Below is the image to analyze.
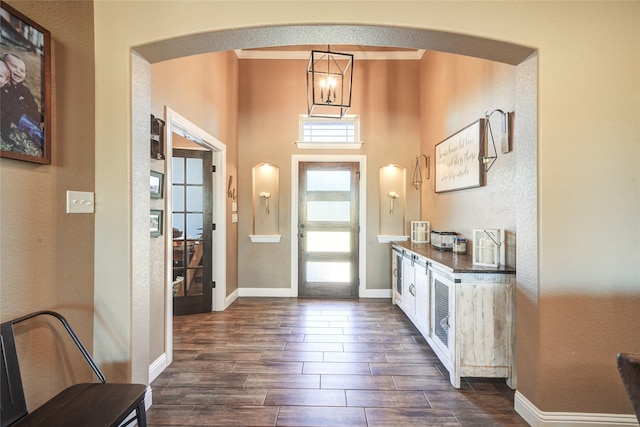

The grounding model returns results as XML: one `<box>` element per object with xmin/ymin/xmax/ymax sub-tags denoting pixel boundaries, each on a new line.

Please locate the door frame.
<box><xmin>291</xmin><ymin>155</ymin><xmax>367</xmax><ymax>297</ymax></box>
<box><xmin>164</xmin><ymin>107</ymin><xmax>227</xmax><ymax>365</ymax></box>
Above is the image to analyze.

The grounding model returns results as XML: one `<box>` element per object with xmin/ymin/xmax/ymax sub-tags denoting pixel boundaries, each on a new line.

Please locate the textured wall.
<box><xmin>0</xmin><ymin>0</ymin><xmax>95</xmax><ymax>409</ymax></box>
<box><xmin>94</xmin><ymin>0</ymin><xmax>639</xmax><ymax>417</ymax></box>
<box><xmin>150</xmin><ymin>51</ymin><xmax>239</xmax><ymax>361</ymax></box>
<box><xmin>419</xmin><ymin>51</ymin><xmax>517</xmax><ymax>265</ymax></box>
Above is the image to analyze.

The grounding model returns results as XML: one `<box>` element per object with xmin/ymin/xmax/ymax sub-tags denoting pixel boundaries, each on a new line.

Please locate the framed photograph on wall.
<box><xmin>0</xmin><ymin>2</ymin><xmax>51</xmax><ymax>164</ymax></box>
<box><xmin>434</xmin><ymin>119</ymin><xmax>487</xmax><ymax>193</ymax></box>
<box><xmin>150</xmin><ymin>170</ymin><xmax>164</xmax><ymax>199</ymax></box>
<box><xmin>150</xmin><ymin>209</ymin><xmax>163</xmax><ymax>237</ymax></box>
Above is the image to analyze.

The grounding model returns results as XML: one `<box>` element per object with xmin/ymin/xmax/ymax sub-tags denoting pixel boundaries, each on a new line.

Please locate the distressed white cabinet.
<box><xmin>391</xmin><ymin>246</ymin><xmax>403</xmax><ymax>306</ymax></box>
<box><xmin>413</xmin><ymin>260</ymin><xmax>430</xmax><ymax>337</ymax></box>
<box><xmin>391</xmin><ymin>242</ymin><xmax>515</xmax><ymax>389</ymax></box>
<box><xmin>401</xmin><ymin>254</ymin><xmax>416</xmax><ymax>319</ymax></box>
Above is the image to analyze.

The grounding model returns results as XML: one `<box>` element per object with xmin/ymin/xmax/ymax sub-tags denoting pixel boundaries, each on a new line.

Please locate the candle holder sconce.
<box><xmin>472</xmin><ymin>229</ymin><xmax>505</xmax><ymax>267</ymax></box>
<box><xmin>411</xmin><ymin>221</ymin><xmax>431</xmax><ymax>243</ymax></box>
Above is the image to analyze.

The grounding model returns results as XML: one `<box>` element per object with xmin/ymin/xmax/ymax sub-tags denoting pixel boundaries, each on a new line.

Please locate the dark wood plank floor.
<box><xmin>148</xmin><ymin>298</ymin><xmax>529</xmax><ymax>426</ymax></box>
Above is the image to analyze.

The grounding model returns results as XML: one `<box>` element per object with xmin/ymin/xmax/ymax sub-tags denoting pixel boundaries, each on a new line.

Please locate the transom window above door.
<box><xmin>297</xmin><ymin>115</ymin><xmax>362</xmax><ymax>149</ymax></box>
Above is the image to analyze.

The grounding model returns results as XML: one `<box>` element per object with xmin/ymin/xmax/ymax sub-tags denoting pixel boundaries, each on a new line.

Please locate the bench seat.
<box><xmin>1</xmin><ymin>311</ymin><xmax>147</xmax><ymax>427</ymax></box>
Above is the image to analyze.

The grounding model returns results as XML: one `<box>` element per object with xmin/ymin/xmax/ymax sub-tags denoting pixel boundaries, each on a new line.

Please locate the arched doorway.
<box><xmin>130</xmin><ymin>25</ymin><xmax>537</xmax><ymax>396</ymax></box>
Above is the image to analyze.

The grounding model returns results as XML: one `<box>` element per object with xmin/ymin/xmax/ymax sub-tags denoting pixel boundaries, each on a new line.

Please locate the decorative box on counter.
<box><xmin>472</xmin><ymin>229</ymin><xmax>503</xmax><ymax>267</ymax></box>
<box><xmin>411</xmin><ymin>221</ymin><xmax>431</xmax><ymax>243</ymax></box>
<box><xmin>431</xmin><ymin>231</ymin><xmax>456</xmax><ymax>250</ymax></box>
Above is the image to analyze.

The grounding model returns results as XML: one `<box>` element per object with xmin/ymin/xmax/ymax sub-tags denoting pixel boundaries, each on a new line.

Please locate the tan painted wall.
<box><xmin>85</xmin><ymin>0</ymin><xmax>637</xmax><ymax>418</ymax></box>
<box><xmin>150</xmin><ymin>51</ymin><xmax>239</xmax><ymax>360</ymax></box>
<box><xmin>0</xmin><ymin>0</ymin><xmax>95</xmax><ymax>410</ymax></box>
<box><xmin>419</xmin><ymin>51</ymin><xmax>517</xmax><ymax>264</ymax></box>
<box><xmin>237</xmin><ymin>59</ymin><xmax>420</xmax><ymax>291</ymax></box>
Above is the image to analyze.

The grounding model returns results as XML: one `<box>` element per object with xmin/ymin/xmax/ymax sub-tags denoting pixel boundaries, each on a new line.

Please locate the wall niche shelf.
<box><xmin>249</xmin><ymin>235</ymin><xmax>281</xmax><ymax>243</ymax></box>
<box><xmin>379</xmin><ymin>164</ymin><xmax>406</xmax><ymax>238</ymax></box>
<box><xmin>377</xmin><ymin>235</ymin><xmax>409</xmax><ymax>244</ymax></box>
<box><xmin>250</xmin><ymin>162</ymin><xmax>280</xmax><ymax>243</ymax></box>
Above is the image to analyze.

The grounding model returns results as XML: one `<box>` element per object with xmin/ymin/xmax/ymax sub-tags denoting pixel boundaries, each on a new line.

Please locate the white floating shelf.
<box><xmin>249</xmin><ymin>235</ymin><xmax>281</xmax><ymax>243</ymax></box>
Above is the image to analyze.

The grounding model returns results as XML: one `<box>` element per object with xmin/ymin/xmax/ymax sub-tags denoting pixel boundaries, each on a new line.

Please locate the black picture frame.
<box><xmin>150</xmin><ymin>209</ymin><xmax>163</xmax><ymax>237</ymax></box>
<box><xmin>0</xmin><ymin>2</ymin><xmax>51</xmax><ymax>164</ymax></box>
<box><xmin>150</xmin><ymin>170</ymin><xmax>164</xmax><ymax>199</ymax></box>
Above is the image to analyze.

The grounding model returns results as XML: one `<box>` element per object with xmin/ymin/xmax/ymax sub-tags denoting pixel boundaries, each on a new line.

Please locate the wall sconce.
<box><xmin>481</xmin><ymin>109</ymin><xmax>514</xmax><ymax>173</ymax></box>
<box><xmin>307</xmin><ymin>46</ymin><xmax>353</xmax><ymax>118</ymax></box>
<box><xmin>411</xmin><ymin>154</ymin><xmax>430</xmax><ymax>190</ymax></box>
<box><xmin>259</xmin><ymin>192</ymin><xmax>271</xmax><ymax>215</ymax></box>
<box><xmin>150</xmin><ymin>114</ymin><xmax>165</xmax><ymax>160</ymax></box>
<box><xmin>388</xmin><ymin>191</ymin><xmax>399</xmax><ymax>214</ymax></box>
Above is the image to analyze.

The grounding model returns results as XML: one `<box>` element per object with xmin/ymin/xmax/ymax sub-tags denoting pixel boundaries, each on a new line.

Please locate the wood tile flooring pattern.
<box><xmin>148</xmin><ymin>298</ymin><xmax>529</xmax><ymax>427</ymax></box>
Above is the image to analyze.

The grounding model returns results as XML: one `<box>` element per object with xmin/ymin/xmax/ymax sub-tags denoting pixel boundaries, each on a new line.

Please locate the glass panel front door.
<box><xmin>298</xmin><ymin>162</ymin><xmax>359</xmax><ymax>298</ymax></box>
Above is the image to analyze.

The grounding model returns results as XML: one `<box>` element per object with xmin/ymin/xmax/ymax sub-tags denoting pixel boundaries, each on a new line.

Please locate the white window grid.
<box><xmin>297</xmin><ymin>115</ymin><xmax>362</xmax><ymax>149</ymax></box>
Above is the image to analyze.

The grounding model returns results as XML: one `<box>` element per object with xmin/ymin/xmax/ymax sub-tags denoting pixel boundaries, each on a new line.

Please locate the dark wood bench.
<box><xmin>1</xmin><ymin>310</ymin><xmax>147</xmax><ymax>427</ymax></box>
<box><xmin>618</xmin><ymin>352</ymin><xmax>640</xmax><ymax>423</ymax></box>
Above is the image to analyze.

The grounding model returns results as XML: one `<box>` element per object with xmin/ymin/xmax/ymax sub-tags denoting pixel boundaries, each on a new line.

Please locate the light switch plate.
<box><xmin>232</xmin><ymin>213</ymin><xmax>238</xmax><ymax>223</ymax></box>
<box><xmin>232</xmin><ymin>202</ymin><xmax>237</xmax><ymax>212</ymax></box>
<box><xmin>66</xmin><ymin>191</ymin><xmax>94</xmax><ymax>214</ymax></box>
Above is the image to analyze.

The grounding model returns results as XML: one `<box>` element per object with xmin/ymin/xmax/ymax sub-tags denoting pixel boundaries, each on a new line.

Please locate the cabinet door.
<box><xmin>414</xmin><ymin>263</ymin><xmax>430</xmax><ymax>336</ymax></box>
<box><xmin>392</xmin><ymin>249</ymin><xmax>403</xmax><ymax>304</ymax></box>
<box><xmin>401</xmin><ymin>255</ymin><xmax>416</xmax><ymax>318</ymax></box>
<box><xmin>430</xmin><ymin>269</ymin><xmax>454</xmax><ymax>358</ymax></box>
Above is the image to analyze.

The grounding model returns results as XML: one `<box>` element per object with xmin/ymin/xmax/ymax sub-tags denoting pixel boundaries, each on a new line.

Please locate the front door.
<box><xmin>298</xmin><ymin>162</ymin><xmax>360</xmax><ymax>298</ymax></box>
<box><xmin>172</xmin><ymin>148</ymin><xmax>213</xmax><ymax>315</ymax></box>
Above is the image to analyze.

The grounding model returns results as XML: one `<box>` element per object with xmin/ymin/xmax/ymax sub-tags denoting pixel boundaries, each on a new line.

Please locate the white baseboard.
<box><xmin>238</xmin><ymin>287</ymin><xmax>296</xmax><ymax>297</ymax></box>
<box><xmin>144</xmin><ymin>385</ymin><xmax>153</xmax><ymax>410</ymax></box>
<box><xmin>236</xmin><ymin>287</ymin><xmax>392</xmax><ymax>299</ymax></box>
<box><xmin>360</xmin><ymin>288</ymin><xmax>392</xmax><ymax>298</ymax></box>
<box><xmin>148</xmin><ymin>353</ymin><xmax>167</xmax><ymax>383</ymax></box>
<box><xmin>515</xmin><ymin>391</ymin><xmax>639</xmax><ymax>427</ymax></box>
<box><xmin>225</xmin><ymin>288</ymin><xmax>239</xmax><ymax>308</ymax></box>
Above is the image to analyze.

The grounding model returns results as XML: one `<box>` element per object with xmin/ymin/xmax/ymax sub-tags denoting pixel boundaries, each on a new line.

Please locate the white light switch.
<box><xmin>66</xmin><ymin>191</ymin><xmax>94</xmax><ymax>214</ymax></box>
<box><xmin>232</xmin><ymin>202</ymin><xmax>237</xmax><ymax>212</ymax></box>
<box><xmin>232</xmin><ymin>213</ymin><xmax>238</xmax><ymax>223</ymax></box>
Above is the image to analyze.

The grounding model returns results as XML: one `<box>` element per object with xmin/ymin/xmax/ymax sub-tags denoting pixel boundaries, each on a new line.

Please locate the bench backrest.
<box><xmin>1</xmin><ymin>322</ymin><xmax>29</xmax><ymax>426</ymax></box>
<box><xmin>1</xmin><ymin>311</ymin><xmax>106</xmax><ymax>427</ymax></box>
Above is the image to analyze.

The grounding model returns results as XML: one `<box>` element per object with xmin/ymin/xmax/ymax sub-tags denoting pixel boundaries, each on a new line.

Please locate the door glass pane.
<box><xmin>173</xmin><ymin>158</ymin><xmax>185</xmax><ymax>184</ymax></box>
<box><xmin>307</xmin><ymin>201</ymin><xmax>350</xmax><ymax>222</ymax></box>
<box><xmin>186</xmin><ymin>241</ymin><xmax>203</xmax><ymax>267</ymax></box>
<box><xmin>306</xmin><ymin>262</ymin><xmax>350</xmax><ymax>282</ymax></box>
<box><xmin>186</xmin><ymin>158</ymin><xmax>203</xmax><ymax>184</ymax></box>
<box><xmin>173</xmin><ymin>214</ymin><xmax>184</xmax><ymax>238</ymax></box>
<box><xmin>307</xmin><ymin>171</ymin><xmax>350</xmax><ymax>192</ymax></box>
<box><xmin>186</xmin><ymin>186</ymin><xmax>203</xmax><ymax>211</ymax></box>
<box><xmin>307</xmin><ymin>232</ymin><xmax>350</xmax><ymax>252</ymax></box>
<box><xmin>186</xmin><ymin>213</ymin><xmax>203</xmax><ymax>239</ymax></box>
<box><xmin>173</xmin><ymin>185</ymin><xmax>184</xmax><ymax>211</ymax></box>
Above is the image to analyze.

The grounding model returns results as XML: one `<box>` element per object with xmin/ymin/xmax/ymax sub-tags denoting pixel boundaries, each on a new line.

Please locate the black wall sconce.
<box><xmin>412</xmin><ymin>154</ymin><xmax>430</xmax><ymax>190</ymax></box>
<box><xmin>482</xmin><ymin>109</ymin><xmax>514</xmax><ymax>173</ymax></box>
<box><xmin>150</xmin><ymin>114</ymin><xmax>165</xmax><ymax>160</ymax></box>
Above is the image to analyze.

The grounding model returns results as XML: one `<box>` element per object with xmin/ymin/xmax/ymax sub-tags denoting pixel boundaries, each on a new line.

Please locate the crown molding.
<box><xmin>234</xmin><ymin>48</ymin><xmax>425</xmax><ymax>61</ymax></box>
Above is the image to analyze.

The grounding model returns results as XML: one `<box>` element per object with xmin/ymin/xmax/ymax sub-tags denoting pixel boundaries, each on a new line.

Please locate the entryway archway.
<box><xmin>130</xmin><ymin>24</ymin><xmax>537</xmax><ymax>402</ymax></box>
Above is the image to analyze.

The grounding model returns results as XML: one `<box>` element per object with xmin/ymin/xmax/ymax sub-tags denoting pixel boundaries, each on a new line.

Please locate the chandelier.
<box><xmin>306</xmin><ymin>46</ymin><xmax>353</xmax><ymax>118</ymax></box>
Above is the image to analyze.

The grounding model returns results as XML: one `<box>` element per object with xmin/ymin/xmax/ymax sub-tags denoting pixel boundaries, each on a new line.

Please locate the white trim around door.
<box><xmin>163</xmin><ymin>107</ymin><xmax>227</xmax><ymax>367</ymax></box>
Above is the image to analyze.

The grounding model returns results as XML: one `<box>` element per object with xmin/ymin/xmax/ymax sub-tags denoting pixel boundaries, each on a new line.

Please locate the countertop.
<box><xmin>391</xmin><ymin>241</ymin><xmax>516</xmax><ymax>274</ymax></box>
